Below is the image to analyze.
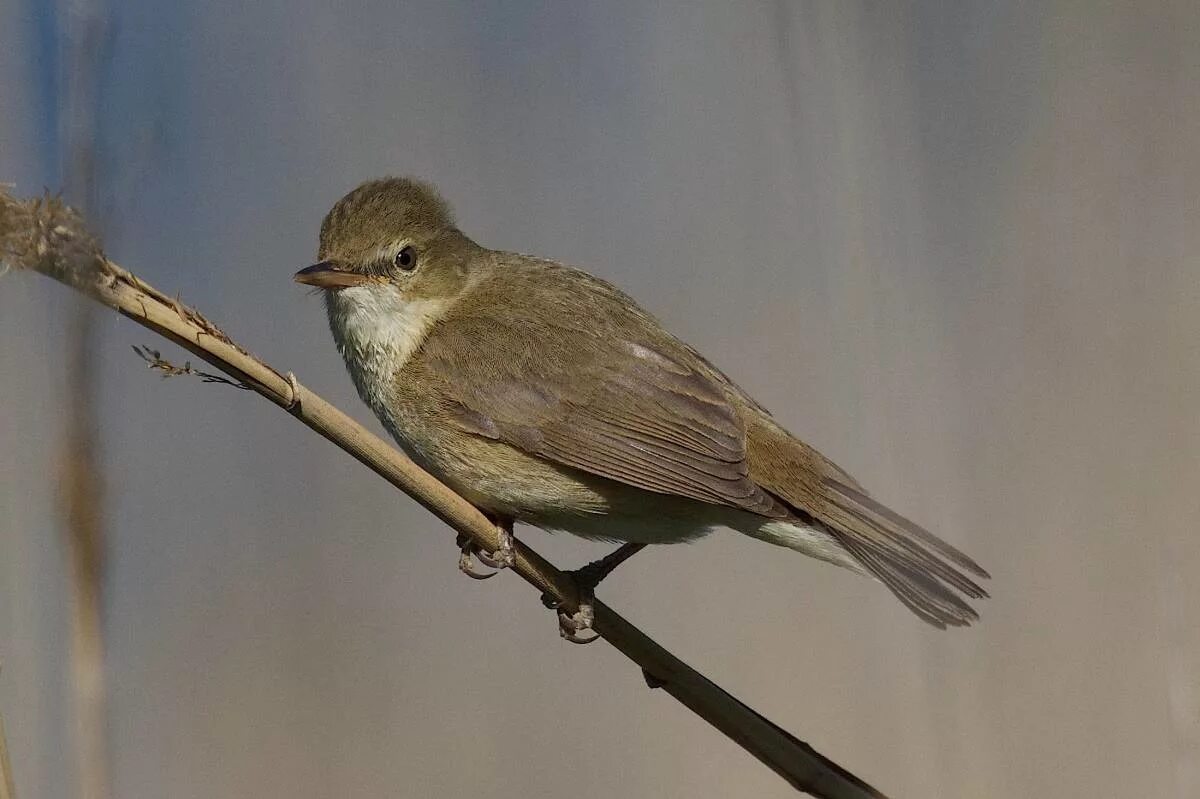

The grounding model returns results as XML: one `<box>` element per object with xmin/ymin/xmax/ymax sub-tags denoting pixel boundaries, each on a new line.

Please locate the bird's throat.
<box><xmin>324</xmin><ymin>284</ymin><xmax>448</xmax><ymax>429</ymax></box>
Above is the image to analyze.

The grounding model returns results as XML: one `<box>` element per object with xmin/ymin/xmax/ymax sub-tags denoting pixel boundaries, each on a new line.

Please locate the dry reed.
<box><xmin>0</xmin><ymin>186</ymin><xmax>888</xmax><ymax>799</ymax></box>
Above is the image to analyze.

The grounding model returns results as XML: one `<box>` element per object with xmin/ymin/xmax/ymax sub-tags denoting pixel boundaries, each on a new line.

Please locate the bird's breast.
<box><xmin>324</xmin><ymin>284</ymin><xmax>449</xmax><ymax>440</ymax></box>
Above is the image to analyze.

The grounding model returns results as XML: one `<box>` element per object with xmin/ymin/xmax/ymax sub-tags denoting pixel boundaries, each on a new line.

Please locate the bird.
<box><xmin>295</xmin><ymin>177</ymin><xmax>988</xmax><ymax>640</ymax></box>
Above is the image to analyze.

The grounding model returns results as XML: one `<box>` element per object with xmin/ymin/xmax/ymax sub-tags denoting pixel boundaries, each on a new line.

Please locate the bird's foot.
<box><xmin>542</xmin><ymin>589</ymin><xmax>599</xmax><ymax>644</ymax></box>
<box><xmin>539</xmin><ymin>543</ymin><xmax>647</xmax><ymax>644</ymax></box>
<box><xmin>474</xmin><ymin>522</ymin><xmax>516</xmax><ymax>569</ymax></box>
<box><xmin>455</xmin><ymin>522</ymin><xmax>516</xmax><ymax>579</ymax></box>
<box><xmin>451</xmin><ymin>523</ymin><xmax>513</xmax><ymax>578</ymax></box>
<box><xmin>457</xmin><ymin>532</ymin><xmax>497</xmax><ymax>579</ymax></box>
<box><xmin>556</xmin><ymin>601</ymin><xmax>599</xmax><ymax>645</ymax></box>
<box><xmin>541</xmin><ymin>574</ymin><xmax>601</xmax><ymax>645</ymax></box>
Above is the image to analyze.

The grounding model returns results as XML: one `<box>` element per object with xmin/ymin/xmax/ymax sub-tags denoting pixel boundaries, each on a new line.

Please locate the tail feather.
<box><xmin>825</xmin><ymin>482</ymin><xmax>988</xmax><ymax>599</ymax></box>
<box><xmin>832</xmin><ymin>529</ymin><xmax>979</xmax><ymax>629</ymax></box>
<box><xmin>828</xmin><ymin>480</ymin><xmax>990</xmax><ymax>579</ymax></box>
<box><xmin>819</xmin><ymin>479</ymin><xmax>989</xmax><ymax>628</ymax></box>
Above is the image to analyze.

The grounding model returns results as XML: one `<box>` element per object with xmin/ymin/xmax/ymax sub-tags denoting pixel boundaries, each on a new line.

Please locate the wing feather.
<box><xmin>418</xmin><ymin>289</ymin><xmax>786</xmax><ymax>518</ymax></box>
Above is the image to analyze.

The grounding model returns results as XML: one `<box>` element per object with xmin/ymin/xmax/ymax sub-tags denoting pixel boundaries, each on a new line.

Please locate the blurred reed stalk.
<box><xmin>56</xmin><ymin>1</ymin><xmax>114</xmax><ymax>797</ymax></box>
<box><xmin>59</xmin><ymin>303</ymin><xmax>109</xmax><ymax>799</ymax></box>
<box><xmin>0</xmin><ymin>187</ymin><xmax>888</xmax><ymax>799</ymax></box>
<box><xmin>0</xmin><ymin>667</ymin><xmax>15</xmax><ymax>799</ymax></box>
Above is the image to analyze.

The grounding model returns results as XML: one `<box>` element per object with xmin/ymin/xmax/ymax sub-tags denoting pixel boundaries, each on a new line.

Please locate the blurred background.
<box><xmin>2</xmin><ymin>2</ymin><xmax>1198</xmax><ymax>797</ymax></box>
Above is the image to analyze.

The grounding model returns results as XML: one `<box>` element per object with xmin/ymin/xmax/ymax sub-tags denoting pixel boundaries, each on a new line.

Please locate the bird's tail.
<box><xmin>818</xmin><ymin>478</ymin><xmax>989</xmax><ymax>628</ymax></box>
<box><xmin>742</xmin><ymin>413</ymin><xmax>989</xmax><ymax>628</ymax></box>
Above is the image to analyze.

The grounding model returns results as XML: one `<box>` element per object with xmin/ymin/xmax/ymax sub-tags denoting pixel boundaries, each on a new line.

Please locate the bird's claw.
<box><xmin>458</xmin><ymin>547</ymin><xmax>496</xmax><ymax>579</ymax></box>
<box><xmin>456</xmin><ymin>532</ymin><xmax>497</xmax><ymax>580</ymax></box>
<box><xmin>457</xmin><ymin>524</ymin><xmax>600</xmax><ymax>644</ymax></box>
<box><xmin>455</xmin><ymin>524</ymin><xmax>515</xmax><ymax>579</ymax></box>
<box><xmin>475</xmin><ymin>524</ymin><xmax>516</xmax><ymax>569</ymax></box>
<box><xmin>557</xmin><ymin>602</ymin><xmax>599</xmax><ymax>645</ymax></box>
<box><xmin>541</xmin><ymin>582</ymin><xmax>600</xmax><ymax>644</ymax></box>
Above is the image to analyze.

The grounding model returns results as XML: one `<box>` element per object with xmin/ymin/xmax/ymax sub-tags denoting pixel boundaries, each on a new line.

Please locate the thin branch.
<box><xmin>0</xmin><ymin>187</ymin><xmax>890</xmax><ymax>799</ymax></box>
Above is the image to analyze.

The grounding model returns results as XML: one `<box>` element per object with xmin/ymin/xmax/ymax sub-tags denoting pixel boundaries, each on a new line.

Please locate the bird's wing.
<box><xmin>417</xmin><ymin>308</ymin><xmax>787</xmax><ymax>519</ymax></box>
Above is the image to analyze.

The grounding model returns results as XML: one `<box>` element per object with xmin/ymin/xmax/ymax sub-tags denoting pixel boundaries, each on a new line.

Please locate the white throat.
<box><xmin>324</xmin><ymin>284</ymin><xmax>447</xmax><ymax>429</ymax></box>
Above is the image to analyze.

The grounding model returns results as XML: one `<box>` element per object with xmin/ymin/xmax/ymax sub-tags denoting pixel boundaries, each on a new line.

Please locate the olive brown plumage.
<box><xmin>296</xmin><ymin>177</ymin><xmax>989</xmax><ymax>630</ymax></box>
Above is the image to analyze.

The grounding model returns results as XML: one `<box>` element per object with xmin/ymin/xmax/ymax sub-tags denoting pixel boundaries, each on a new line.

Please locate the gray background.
<box><xmin>2</xmin><ymin>2</ymin><xmax>1198</xmax><ymax>797</ymax></box>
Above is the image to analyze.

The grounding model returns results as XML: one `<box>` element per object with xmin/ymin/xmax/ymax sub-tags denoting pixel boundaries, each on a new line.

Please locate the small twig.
<box><xmin>131</xmin><ymin>345</ymin><xmax>253</xmax><ymax>390</ymax></box>
<box><xmin>0</xmin><ymin>185</ymin><xmax>890</xmax><ymax>799</ymax></box>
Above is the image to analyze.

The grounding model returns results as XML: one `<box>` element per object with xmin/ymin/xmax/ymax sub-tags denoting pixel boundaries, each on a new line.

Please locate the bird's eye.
<box><xmin>394</xmin><ymin>246</ymin><xmax>417</xmax><ymax>271</ymax></box>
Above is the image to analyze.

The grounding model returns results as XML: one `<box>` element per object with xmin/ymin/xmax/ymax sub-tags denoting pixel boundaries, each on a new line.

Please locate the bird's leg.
<box><xmin>546</xmin><ymin>542</ymin><xmax>647</xmax><ymax>644</ymax></box>
<box><xmin>570</xmin><ymin>542</ymin><xmax>647</xmax><ymax>592</ymax></box>
<box><xmin>455</xmin><ymin>517</ymin><xmax>516</xmax><ymax>580</ymax></box>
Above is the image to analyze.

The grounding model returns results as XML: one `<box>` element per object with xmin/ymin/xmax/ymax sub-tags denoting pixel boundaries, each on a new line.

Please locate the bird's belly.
<box><xmin>536</xmin><ymin>509</ymin><xmax>717</xmax><ymax>544</ymax></box>
<box><xmin>382</xmin><ymin>417</ymin><xmax>608</xmax><ymax>516</ymax></box>
<box><xmin>383</xmin><ymin>419</ymin><xmax>718</xmax><ymax>543</ymax></box>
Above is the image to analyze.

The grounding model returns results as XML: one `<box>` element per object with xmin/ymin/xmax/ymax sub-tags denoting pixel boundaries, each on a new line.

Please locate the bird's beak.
<box><xmin>293</xmin><ymin>261</ymin><xmax>370</xmax><ymax>289</ymax></box>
